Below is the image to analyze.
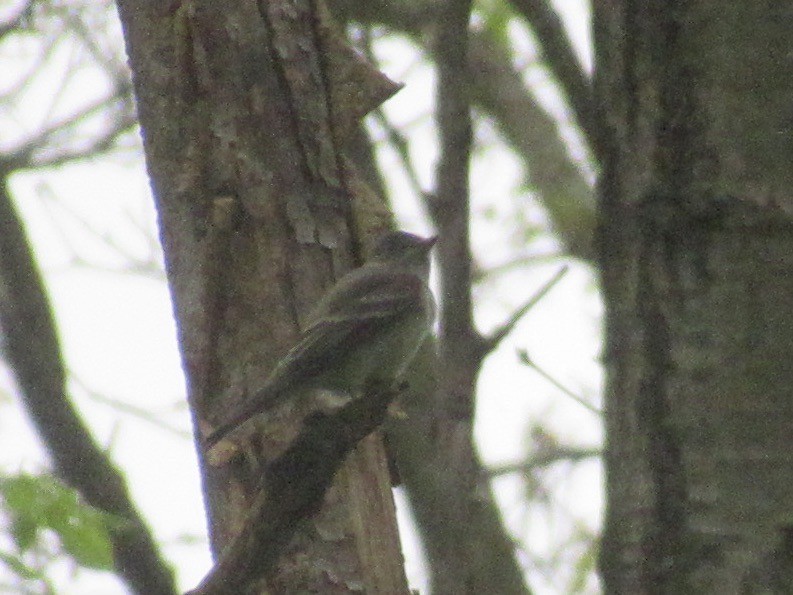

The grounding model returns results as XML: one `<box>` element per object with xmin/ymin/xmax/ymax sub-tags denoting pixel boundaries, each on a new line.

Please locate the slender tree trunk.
<box><xmin>115</xmin><ymin>0</ymin><xmax>407</xmax><ymax>591</ymax></box>
<box><xmin>595</xmin><ymin>2</ymin><xmax>793</xmax><ymax>592</ymax></box>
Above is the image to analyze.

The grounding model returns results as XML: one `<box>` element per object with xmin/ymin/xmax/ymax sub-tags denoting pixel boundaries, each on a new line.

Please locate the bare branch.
<box><xmin>508</xmin><ymin>0</ymin><xmax>599</xmax><ymax>157</ymax></box>
<box><xmin>415</xmin><ymin>1</ymin><xmax>532</xmax><ymax>593</ymax></box>
<box><xmin>484</xmin><ymin>265</ymin><xmax>569</xmax><ymax>354</ymax></box>
<box><xmin>371</xmin><ymin>108</ymin><xmax>426</xmax><ymax>200</ymax></box>
<box><xmin>467</xmin><ymin>32</ymin><xmax>596</xmax><ymax>261</ymax></box>
<box><xmin>12</xmin><ymin>91</ymin><xmax>134</xmax><ymax>167</ymax></box>
<box><xmin>71</xmin><ymin>376</ymin><xmax>189</xmax><ymax>439</ymax></box>
<box><xmin>28</xmin><ymin>110</ymin><xmax>137</xmax><ymax>168</ymax></box>
<box><xmin>489</xmin><ymin>446</ymin><xmax>601</xmax><ymax>477</ymax></box>
<box><xmin>189</xmin><ymin>386</ymin><xmax>399</xmax><ymax>594</ymax></box>
<box><xmin>518</xmin><ymin>349</ymin><xmax>601</xmax><ymax>415</ymax></box>
<box><xmin>0</xmin><ymin>179</ymin><xmax>176</xmax><ymax>595</ymax></box>
<box><xmin>0</xmin><ymin>1</ymin><xmax>34</xmax><ymax>40</ymax></box>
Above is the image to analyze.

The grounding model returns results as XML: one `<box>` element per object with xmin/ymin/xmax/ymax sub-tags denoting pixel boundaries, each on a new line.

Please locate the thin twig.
<box><xmin>489</xmin><ymin>446</ymin><xmax>601</xmax><ymax>477</ymax></box>
<box><xmin>518</xmin><ymin>349</ymin><xmax>601</xmax><ymax>415</ymax></box>
<box><xmin>71</xmin><ymin>376</ymin><xmax>190</xmax><ymax>439</ymax></box>
<box><xmin>484</xmin><ymin>265</ymin><xmax>569</xmax><ymax>353</ymax></box>
<box><xmin>371</xmin><ymin>109</ymin><xmax>426</xmax><ymax>200</ymax></box>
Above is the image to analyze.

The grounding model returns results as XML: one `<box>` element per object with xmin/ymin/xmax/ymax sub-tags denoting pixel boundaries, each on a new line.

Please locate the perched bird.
<box><xmin>205</xmin><ymin>230</ymin><xmax>436</xmax><ymax>448</ymax></box>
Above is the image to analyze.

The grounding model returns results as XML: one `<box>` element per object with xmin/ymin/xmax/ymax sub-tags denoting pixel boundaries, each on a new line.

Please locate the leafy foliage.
<box><xmin>0</xmin><ymin>473</ymin><xmax>115</xmax><ymax>584</ymax></box>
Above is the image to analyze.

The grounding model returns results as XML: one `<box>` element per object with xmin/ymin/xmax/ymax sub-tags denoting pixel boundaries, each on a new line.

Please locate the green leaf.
<box><xmin>0</xmin><ymin>550</ymin><xmax>44</xmax><ymax>580</ymax></box>
<box><xmin>10</xmin><ymin>515</ymin><xmax>38</xmax><ymax>551</ymax></box>
<box><xmin>56</xmin><ymin>509</ymin><xmax>115</xmax><ymax>570</ymax></box>
<box><xmin>0</xmin><ymin>473</ymin><xmax>114</xmax><ymax>570</ymax></box>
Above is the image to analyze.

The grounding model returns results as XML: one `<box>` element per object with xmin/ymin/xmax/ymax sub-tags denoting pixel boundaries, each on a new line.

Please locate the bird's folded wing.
<box><xmin>272</xmin><ymin>270</ymin><xmax>424</xmax><ymax>382</ymax></box>
<box><xmin>205</xmin><ymin>269</ymin><xmax>423</xmax><ymax>447</ymax></box>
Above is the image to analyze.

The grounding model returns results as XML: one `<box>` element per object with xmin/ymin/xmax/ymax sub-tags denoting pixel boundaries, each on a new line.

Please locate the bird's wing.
<box><xmin>270</xmin><ymin>267</ymin><xmax>424</xmax><ymax>384</ymax></box>
<box><xmin>205</xmin><ymin>267</ymin><xmax>423</xmax><ymax>448</ymax></box>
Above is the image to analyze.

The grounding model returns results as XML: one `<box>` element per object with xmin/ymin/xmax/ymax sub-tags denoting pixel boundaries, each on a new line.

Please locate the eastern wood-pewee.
<box><xmin>205</xmin><ymin>231</ymin><xmax>436</xmax><ymax>447</ymax></box>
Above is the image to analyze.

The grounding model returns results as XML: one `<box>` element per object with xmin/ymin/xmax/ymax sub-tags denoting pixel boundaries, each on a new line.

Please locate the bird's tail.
<box><xmin>203</xmin><ymin>384</ymin><xmax>280</xmax><ymax>448</ymax></box>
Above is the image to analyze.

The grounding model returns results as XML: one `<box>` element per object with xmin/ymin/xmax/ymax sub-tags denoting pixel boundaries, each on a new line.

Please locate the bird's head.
<box><xmin>371</xmin><ymin>231</ymin><xmax>437</xmax><ymax>266</ymax></box>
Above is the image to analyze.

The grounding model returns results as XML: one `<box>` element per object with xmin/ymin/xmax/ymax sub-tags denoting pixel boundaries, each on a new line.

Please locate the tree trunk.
<box><xmin>595</xmin><ymin>2</ymin><xmax>793</xmax><ymax>593</ymax></box>
<box><xmin>115</xmin><ymin>0</ymin><xmax>407</xmax><ymax>591</ymax></box>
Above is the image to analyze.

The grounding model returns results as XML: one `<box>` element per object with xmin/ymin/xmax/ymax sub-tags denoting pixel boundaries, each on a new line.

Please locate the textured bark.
<box><xmin>115</xmin><ymin>0</ymin><xmax>407</xmax><ymax>591</ymax></box>
<box><xmin>595</xmin><ymin>2</ymin><xmax>793</xmax><ymax>593</ymax></box>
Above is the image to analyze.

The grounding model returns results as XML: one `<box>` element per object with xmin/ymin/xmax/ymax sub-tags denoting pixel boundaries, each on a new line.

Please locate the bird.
<box><xmin>205</xmin><ymin>230</ymin><xmax>436</xmax><ymax>448</ymax></box>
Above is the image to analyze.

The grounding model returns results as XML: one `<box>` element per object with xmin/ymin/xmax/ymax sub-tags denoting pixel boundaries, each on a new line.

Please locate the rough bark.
<box><xmin>595</xmin><ymin>2</ymin><xmax>793</xmax><ymax>592</ymax></box>
<box><xmin>115</xmin><ymin>0</ymin><xmax>407</xmax><ymax>591</ymax></box>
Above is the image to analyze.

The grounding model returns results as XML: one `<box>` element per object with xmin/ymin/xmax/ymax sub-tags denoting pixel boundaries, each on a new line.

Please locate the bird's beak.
<box><xmin>423</xmin><ymin>235</ymin><xmax>438</xmax><ymax>249</ymax></box>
